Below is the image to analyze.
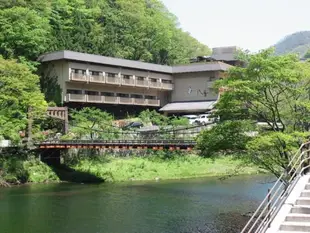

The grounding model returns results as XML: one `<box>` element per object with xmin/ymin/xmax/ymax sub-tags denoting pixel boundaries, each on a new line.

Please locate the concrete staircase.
<box><xmin>266</xmin><ymin>175</ymin><xmax>310</xmax><ymax>233</ymax></box>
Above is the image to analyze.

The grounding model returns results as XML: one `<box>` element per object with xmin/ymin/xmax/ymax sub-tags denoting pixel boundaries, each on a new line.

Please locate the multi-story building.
<box><xmin>38</xmin><ymin>46</ymin><xmax>236</xmax><ymax>116</ymax></box>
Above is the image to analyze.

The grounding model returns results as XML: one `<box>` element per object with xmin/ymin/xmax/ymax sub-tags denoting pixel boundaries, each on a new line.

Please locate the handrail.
<box><xmin>241</xmin><ymin>142</ymin><xmax>310</xmax><ymax>233</ymax></box>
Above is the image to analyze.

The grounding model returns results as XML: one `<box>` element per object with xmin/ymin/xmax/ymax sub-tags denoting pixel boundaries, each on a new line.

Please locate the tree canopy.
<box><xmin>197</xmin><ymin>49</ymin><xmax>310</xmax><ymax>178</ymax></box>
<box><xmin>0</xmin><ymin>57</ymin><xmax>47</xmax><ymax>141</ymax></box>
<box><xmin>0</xmin><ymin>0</ymin><xmax>210</xmax><ymax>65</ymax></box>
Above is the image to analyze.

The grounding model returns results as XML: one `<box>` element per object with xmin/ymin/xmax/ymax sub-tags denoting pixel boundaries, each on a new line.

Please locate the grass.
<box><xmin>71</xmin><ymin>154</ymin><xmax>261</xmax><ymax>182</ymax></box>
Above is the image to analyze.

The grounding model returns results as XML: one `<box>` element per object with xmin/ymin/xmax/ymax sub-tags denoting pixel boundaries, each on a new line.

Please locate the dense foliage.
<box><xmin>197</xmin><ymin>49</ymin><xmax>310</xmax><ymax>178</ymax></box>
<box><xmin>0</xmin><ymin>0</ymin><xmax>210</xmax><ymax>65</ymax></box>
<box><xmin>0</xmin><ymin>57</ymin><xmax>47</xmax><ymax>141</ymax></box>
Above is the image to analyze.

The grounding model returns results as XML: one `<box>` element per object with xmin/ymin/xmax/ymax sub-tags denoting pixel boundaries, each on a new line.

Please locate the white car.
<box><xmin>182</xmin><ymin>115</ymin><xmax>198</xmax><ymax>125</ymax></box>
<box><xmin>195</xmin><ymin>114</ymin><xmax>214</xmax><ymax>125</ymax></box>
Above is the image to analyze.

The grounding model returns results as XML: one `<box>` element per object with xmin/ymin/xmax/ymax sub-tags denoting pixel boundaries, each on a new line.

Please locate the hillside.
<box><xmin>0</xmin><ymin>0</ymin><xmax>210</xmax><ymax>65</ymax></box>
<box><xmin>273</xmin><ymin>31</ymin><xmax>310</xmax><ymax>57</ymax></box>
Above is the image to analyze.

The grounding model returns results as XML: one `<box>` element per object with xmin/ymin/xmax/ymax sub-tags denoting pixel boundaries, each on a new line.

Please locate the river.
<box><xmin>0</xmin><ymin>174</ymin><xmax>274</xmax><ymax>233</ymax></box>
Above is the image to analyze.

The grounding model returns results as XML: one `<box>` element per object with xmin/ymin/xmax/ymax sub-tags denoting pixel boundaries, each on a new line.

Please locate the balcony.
<box><xmin>106</xmin><ymin>76</ymin><xmax>120</xmax><ymax>85</ymax></box>
<box><xmin>121</xmin><ymin>77</ymin><xmax>135</xmax><ymax>86</ymax></box>
<box><xmin>146</xmin><ymin>99</ymin><xmax>160</xmax><ymax>106</ymax></box>
<box><xmin>87</xmin><ymin>95</ymin><xmax>102</xmax><ymax>103</ymax></box>
<box><xmin>119</xmin><ymin>97</ymin><xmax>133</xmax><ymax>105</ymax></box>
<box><xmin>66</xmin><ymin>94</ymin><xmax>86</xmax><ymax>102</ymax></box>
<box><xmin>148</xmin><ymin>81</ymin><xmax>162</xmax><ymax>89</ymax></box>
<box><xmin>70</xmin><ymin>73</ymin><xmax>87</xmax><ymax>82</ymax></box>
<box><xmin>104</xmin><ymin>96</ymin><xmax>119</xmax><ymax>104</ymax></box>
<box><xmin>136</xmin><ymin>79</ymin><xmax>148</xmax><ymax>88</ymax></box>
<box><xmin>162</xmin><ymin>83</ymin><xmax>173</xmax><ymax>90</ymax></box>
<box><xmin>134</xmin><ymin>98</ymin><xmax>146</xmax><ymax>105</ymax></box>
<box><xmin>89</xmin><ymin>74</ymin><xmax>105</xmax><ymax>84</ymax></box>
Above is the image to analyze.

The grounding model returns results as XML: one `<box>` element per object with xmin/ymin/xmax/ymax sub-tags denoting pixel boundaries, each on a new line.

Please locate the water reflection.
<box><xmin>0</xmin><ymin>174</ymin><xmax>273</xmax><ymax>233</ymax></box>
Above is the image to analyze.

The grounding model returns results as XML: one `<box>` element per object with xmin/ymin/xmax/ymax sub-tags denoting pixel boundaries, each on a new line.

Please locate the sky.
<box><xmin>161</xmin><ymin>0</ymin><xmax>310</xmax><ymax>52</ymax></box>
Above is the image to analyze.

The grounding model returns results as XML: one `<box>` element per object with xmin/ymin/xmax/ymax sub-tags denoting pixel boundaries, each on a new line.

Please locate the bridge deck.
<box><xmin>38</xmin><ymin>140</ymin><xmax>196</xmax><ymax>150</ymax></box>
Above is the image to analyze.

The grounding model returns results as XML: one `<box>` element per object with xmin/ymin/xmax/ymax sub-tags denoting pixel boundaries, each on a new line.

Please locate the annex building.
<box><xmin>38</xmin><ymin>46</ymin><xmax>238</xmax><ymax>116</ymax></box>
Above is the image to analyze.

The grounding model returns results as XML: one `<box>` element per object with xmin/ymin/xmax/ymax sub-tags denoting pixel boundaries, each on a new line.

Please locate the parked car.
<box><xmin>182</xmin><ymin>115</ymin><xmax>198</xmax><ymax>125</ymax></box>
<box><xmin>122</xmin><ymin>121</ymin><xmax>144</xmax><ymax>130</ymax></box>
<box><xmin>195</xmin><ymin>114</ymin><xmax>214</xmax><ymax>125</ymax></box>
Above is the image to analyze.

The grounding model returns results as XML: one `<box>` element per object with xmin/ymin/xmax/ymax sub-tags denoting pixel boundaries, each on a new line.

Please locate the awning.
<box><xmin>159</xmin><ymin>101</ymin><xmax>216</xmax><ymax>113</ymax></box>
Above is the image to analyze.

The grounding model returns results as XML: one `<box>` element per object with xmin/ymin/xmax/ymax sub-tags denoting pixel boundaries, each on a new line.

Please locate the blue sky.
<box><xmin>161</xmin><ymin>0</ymin><xmax>310</xmax><ymax>52</ymax></box>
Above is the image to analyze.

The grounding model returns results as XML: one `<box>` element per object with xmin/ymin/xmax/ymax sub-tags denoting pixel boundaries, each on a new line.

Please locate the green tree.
<box><xmin>198</xmin><ymin>49</ymin><xmax>310</xmax><ymax>177</ymax></box>
<box><xmin>0</xmin><ymin>57</ymin><xmax>47</xmax><ymax>141</ymax></box>
<box><xmin>69</xmin><ymin>107</ymin><xmax>119</xmax><ymax>140</ymax></box>
<box><xmin>0</xmin><ymin>7</ymin><xmax>50</xmax><ymax>60</ymax></box>
<box><xmin>304</xmin><ymin>49</ymin><xmax>310</xmax><ymax>59</ymax></box>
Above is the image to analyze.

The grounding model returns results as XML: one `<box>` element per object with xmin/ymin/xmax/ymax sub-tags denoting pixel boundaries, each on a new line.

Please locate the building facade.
<box><xmin>38</xmin><ymin>47</ymin><xmax>235</xmax><ymax>115</ymax></box>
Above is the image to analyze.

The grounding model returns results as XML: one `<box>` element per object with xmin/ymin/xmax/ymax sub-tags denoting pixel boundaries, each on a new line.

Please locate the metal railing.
<box><xmin>241</xmin><ymin>142</ymin><xmax>310</xmax><ymax>233</ymax></box>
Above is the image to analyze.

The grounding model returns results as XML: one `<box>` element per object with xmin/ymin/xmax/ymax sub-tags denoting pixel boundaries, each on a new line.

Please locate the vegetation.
<box><xmin>197</xmin><ymin>49</ymin><xmax>310</xmax><ymax>178</ymax></box>
<box><xmin>0</xmin><ymin>57</ymin><xmax>47</xmax><ymax>142</ymax></box>
<box><xmin>274</xmin><ymin>31</ymin><xmax>310</xmax><ymax>57</ymax></box>
<box><xmin>0</xmin><ymin>0</ymin><xmax>210</xmax><ymax>65</ymax></box>
<box><xmin>68</xmin><ymin>152</ymin><xmax>260</xmax><ymax>182</ymax></box>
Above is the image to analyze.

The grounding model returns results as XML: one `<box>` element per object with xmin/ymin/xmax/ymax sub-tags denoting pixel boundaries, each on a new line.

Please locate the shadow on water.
<box><xmin>48</xmin><ymin>164</ymin><xmax>105</xmax><ymax>184</ymax></box>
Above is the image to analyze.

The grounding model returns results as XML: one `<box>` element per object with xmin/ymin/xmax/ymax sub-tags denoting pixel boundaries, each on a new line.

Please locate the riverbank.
<box><xmin>0</xmin><ymin>153</ymin><xmax>262</xmax><ymax>186</ymax></box>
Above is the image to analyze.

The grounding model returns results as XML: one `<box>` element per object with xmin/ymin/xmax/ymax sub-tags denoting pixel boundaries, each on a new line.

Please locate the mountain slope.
<box><xmin>273</xmin><ymin>31</ymin><xmax>310</xmax><ymax>57</ymax></box>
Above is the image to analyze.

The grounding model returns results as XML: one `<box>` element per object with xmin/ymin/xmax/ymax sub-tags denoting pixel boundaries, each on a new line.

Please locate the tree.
<box><xmin>304</xmin><ymin>49</ymin><xmax>310</xmax><ymax>59</ymax></box>
<box><xmin>0</xmin><ymin>7</ymin><xmax>50</xmax><ymax>60</ymax></box>
<box><xmin>198</xmin><ymin>49</ymin><xmax>310</xmax><ymax>178</ymax></box>
<box><xmin>0</xmin><ymin>57</ymin><xmax>47</xmax><ymax>142</ymax></box>
<box><xmin>69</xmin><ymin>107</ymin><xmax>119</xmax><ymax>140</ymax></box>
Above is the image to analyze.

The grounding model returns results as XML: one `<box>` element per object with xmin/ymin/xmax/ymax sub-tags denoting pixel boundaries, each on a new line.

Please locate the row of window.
<box><xmin>67</xmin><ymin>89</ymin><xmax>157</xmax><ymax>100</ymax></box>
<box><xmin>71</xmin><ymin>68</ymin><xmax>172</xmax><ymax>83</ymax></box>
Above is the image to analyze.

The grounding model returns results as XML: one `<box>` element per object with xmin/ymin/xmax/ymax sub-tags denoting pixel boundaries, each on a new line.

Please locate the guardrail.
<box><xmin>241</xmin><ymin>142</ymin><xmax>310</xmax><ymax>233</ymax></box>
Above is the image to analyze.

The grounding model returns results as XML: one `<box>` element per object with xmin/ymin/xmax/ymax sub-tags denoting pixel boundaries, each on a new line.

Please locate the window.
<box><xmin>162</xmin><ymin>79</ymin><xmax>172</xmax><ymax>84</ymax></box>
<box><xmin>145</xmin><ymin>95</ymin><xmax>156</xmax><ymax>100</ymax></box>
<box><xmin>137</xmin><ymin>76</ymin><xmax>145</xmax><ymax>81</ymax></box>
<box><xmin>72</xmin><ymin>69</ymin><xmax>86</xmax><ymax>75</ymax></box>
<box><xmin>149</xmin><ymin>78</ymin><xmax>157</xmax><ymax>83</ymax></box>
<box><xmin>67</xmin><ymin>89</ymin><xmax>82</xmax><ymax>94</ymax></box>
<box><xmin>117</xmin><ymin>93</ymin><xmax>130</xmax><ymax>98</ymax></box>
<box><xmin>101</xmin><ymin>92</ymin><xmax>114</xmax><ymax>97</ymax></box>
<box><xmin>85</xmin><ymin>90</ymin><xmax>99</xmax><ymax>95</ymax></box>
<box><xmin>107</xmin><ymin>73</ymin><xmax>117</xmax><ymax>78</ymax></box>
<box><xmin>122</xmin><ymin>74</ymin><xmax>131</xmax><ymax>79</ymax></box>
<box><xmin>131</xmin><ymin>94</ymin><xmax>143</xmax><ymax>99</ymax></box>
<box><xmin>89</xmin><ymin>71</ymin><xmax>102</xmax><ymax>76</ymax></box>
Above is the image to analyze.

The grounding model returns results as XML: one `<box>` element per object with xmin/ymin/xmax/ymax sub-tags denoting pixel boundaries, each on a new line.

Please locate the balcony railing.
<box><xmin>104</xmin><ymin>96</ymin><xmax>119</xmax><ymax>104</ymax></box>
<box><xmin>87</xmin><ymin>95</ymin><xmax>102</xmax><ymax>103</ymax></box>
<box><xmin>149</xmin><ymin>81</ymin><xmax>162</xmax><ymax>89</ymax></box>
<box><xmin>106</xmin><ymin>76</ymin><xmax>120</xmax><ymax>85</ymax></box>
<box><xmin>146</xmin><ymin>99</ymin><xmax>160</xmax><ymax>106</ymax></box>
<box><xmin>89</xmin><ymin>75</ymin><xmax>105</xmax><ymax>83</ymax></box>
<box><xmin>66</xmin><ymin>94</ymin><xmax>86</xmax><ymax>102</ymax></box>
<box><xmin>71</xmin><ymin>73</ymin><xmax>87</xmax><ymax>82</ymax></box>
<box><xmin>134</xmin><ymin>98</ymin><xmax>146</xmax><ymax>105</ymax></box>
<box><xmin>119</xmin><ymin>97</ymin><xmax>133</xmax><ymax>104</ymax></box>
<box><xmin>135</xmin><ymin>79</ymin><xmax>148</xmax><ymax>87</ymax></box>
<box><xmin>122</xmin><ymin>78</ymin><xmax>135</xmax><ymax>86</ymax></box>
<box><xmin>162</xmin><ymin>83</ymin><xmax>173</xmax><ymax>90</ymax></box>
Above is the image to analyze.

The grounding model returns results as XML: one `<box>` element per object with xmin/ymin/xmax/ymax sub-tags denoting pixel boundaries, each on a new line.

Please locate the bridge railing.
<box><xmin>240</xmin><ymin>142</ymin><xmax>310</xmax><ymax>233</ymax></box>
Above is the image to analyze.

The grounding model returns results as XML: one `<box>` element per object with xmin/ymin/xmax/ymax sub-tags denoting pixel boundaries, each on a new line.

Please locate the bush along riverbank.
<box><xmin>0</xmin><ymin>150</ymin><xmax>263</xmax><ymax>186</ymax></box>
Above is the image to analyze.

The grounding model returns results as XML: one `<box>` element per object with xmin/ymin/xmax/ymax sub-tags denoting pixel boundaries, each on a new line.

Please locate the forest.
<box><xmin>0</xmin><ymin>0</ymin><xmax>210</xmax><ymax>65</ymax></box>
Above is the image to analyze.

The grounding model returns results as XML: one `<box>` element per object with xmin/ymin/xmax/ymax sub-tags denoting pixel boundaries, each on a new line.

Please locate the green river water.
<box><xmin>0</xmin><ymin>174</ymin><xmax>273</xmax><ymax>233</ymax></box>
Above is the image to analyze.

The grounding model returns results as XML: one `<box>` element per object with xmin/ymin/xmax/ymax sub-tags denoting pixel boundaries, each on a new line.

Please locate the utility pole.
<box><xmin>27</xmin><ymin>106</ymin><xmax>33</xmax><ymax>148</ymax></box>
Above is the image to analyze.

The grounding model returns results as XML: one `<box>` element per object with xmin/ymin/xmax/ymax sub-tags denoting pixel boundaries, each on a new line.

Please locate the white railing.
<box><xmin>162</xmin><ymin>83</ymin><xmax>173</xmax><ymax>90</ymax></box>
<box><xmin>241</xmin><ymin>142</ymin><xmax>310</xmax><ymax>233</ymax></box>
<box><xmin>104</xmin><ymin>96</ymin><xmax>119</xmax><ymax>104</ymax></box>
<box><xmin>89</xmin><ymin>75</ymin><xmax>105</xmax><ymax>83</ymax></box>
<box><xmin>121</xmin><ymin>78</ymin><xmax>135</xmax><ymax>86</ymax></box>
<box><xmin>149</xmin><ymin>81</ymin><xmax>162</xmax><ymax>89</ymax></box>
<box><xmin>66</xmin><ymin>94</ymin><xmax>86</xmax><ymax>102</ymax></box>
<box><xmin>87</xmin><ymin>95</ymin><xmax>102</xmax><ymax>103</ymax></box>
<box><xmin>134</xmin><ymin>98</ymin><xmax>146</xmax><ymax>105</ymax></box>
<box><xmin>71</xmin><ymin>73</ymin><xmax>88</xmax><ymax>81</ymax></box>
<box><xmin>146</xmin><ymin>99</ymin><xmax>160</xmax><ymax>106</ymax></box>
<box><xmin>106</xmin><ymin>76</ymin><xmax>120</xmax><ymax>85</ymax></box>
<box><xmin>136</xmin><ymin>80</ymin><xmax>148</xmax><ymax>87</ymax></box>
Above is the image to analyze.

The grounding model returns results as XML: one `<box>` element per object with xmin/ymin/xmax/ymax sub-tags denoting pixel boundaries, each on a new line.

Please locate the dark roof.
<box><xmin>211</xmin><ymin>53</ymin><xmax>238</xmax><ymax>61</ymax></box>
<box><xmin>38</xmin><ymin>50</ymin><xmax>232</xmax><ymax>74</ymax></box>
<box><xmin>38</xmin><ymin>50</ymin><xmax>172</xmax><ymax>74</ymax></box>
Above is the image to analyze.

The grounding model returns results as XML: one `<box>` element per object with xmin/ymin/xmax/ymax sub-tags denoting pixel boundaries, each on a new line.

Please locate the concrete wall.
<box><xmin>171</xmin><ymin>71</ymin><xmax>220</xmax><ymax>102</ymax></box>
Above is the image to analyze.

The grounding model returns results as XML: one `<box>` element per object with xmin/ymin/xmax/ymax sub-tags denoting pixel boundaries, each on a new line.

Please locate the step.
<box><xmin>296</xmin><ymin>197</ymin><xmax>310</xmax><ymax>205</ymax></box>
<box><xmin>300</xmin><ymin>190</ymin><xmax>310</xmax><ymax>198</ymax></box>
<box><xmin>291</xmin><ymin>205</ymin><xmax>310</xmax><ymax>214</ymax></box>
<box><xmin>279</xmin><ymin>222</ymin><xmax>310</xmax><ymax>231</ymax></box>
<box><xmin>285</xmin><ymin>213</ymin><xmax>310</xmax><ymax>222</ymax></box>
